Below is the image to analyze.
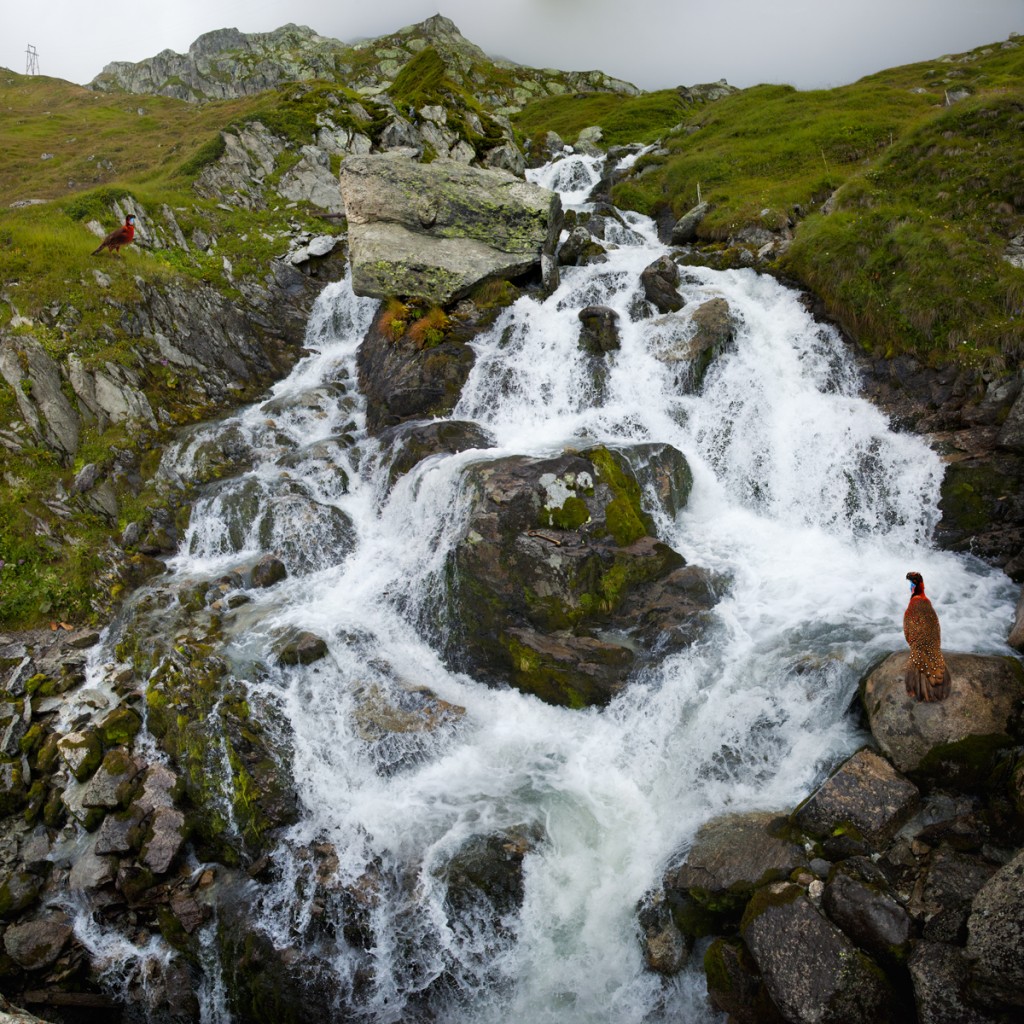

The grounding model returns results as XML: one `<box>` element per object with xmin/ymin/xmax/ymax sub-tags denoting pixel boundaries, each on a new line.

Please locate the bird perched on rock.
<box><xmin>91</xmin><ymin>214</ymin><xmax>136</xmax><ymax>256</ymax></box>
<box><xmin>903</xmin><ymin>571</ymin><xmax>951</xmax><ymax>701</ymax></box>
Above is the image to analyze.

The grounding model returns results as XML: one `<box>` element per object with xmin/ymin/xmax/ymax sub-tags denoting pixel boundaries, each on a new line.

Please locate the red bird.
<box><xmin>91</xmin><ymin>214</ymin><xmax>136</xmax><ymax>256</ymax></box>
<box><xmin>903</xmin><ymin>571</ymin><xmax>952</xmax><ymax>701</ymax></box>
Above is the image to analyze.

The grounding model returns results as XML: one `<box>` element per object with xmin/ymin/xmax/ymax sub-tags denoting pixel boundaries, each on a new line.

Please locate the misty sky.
<box><xmin>3</xmin><ymin>0</ymin><xmax>1021</xmax><ymax>93</ymax></box>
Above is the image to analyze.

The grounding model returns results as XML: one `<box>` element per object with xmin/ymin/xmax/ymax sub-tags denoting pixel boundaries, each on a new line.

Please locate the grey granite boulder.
<box><xmin>793</xmin><ymin>748</ymin><xmax>919</xmax><ymax>850</ymax></box>
<box><xmin>339</xmin><ymin>152</ymin><xmax>562</xmax><ymax>305</ymax></box>
<box><xmin>862</xmin><ymin>652</ymin><xmax>1024</xmax><ymax>785</ymax></box>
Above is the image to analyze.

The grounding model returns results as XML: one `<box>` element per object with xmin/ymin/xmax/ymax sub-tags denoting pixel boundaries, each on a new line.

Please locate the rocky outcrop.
<box><xmin>339</xmin><ymin>152</ymin><xmax>563</xmax><ymax>305</ymax></box>
<box><xmin>443</xmin><ymin>445</ymin><xmax>717</xmax><ymax>706</ymax></box>
<box><xmin>862</xmin><ymin>652</ymin><xmax>1024</xmax><ymax>785</ymax></box>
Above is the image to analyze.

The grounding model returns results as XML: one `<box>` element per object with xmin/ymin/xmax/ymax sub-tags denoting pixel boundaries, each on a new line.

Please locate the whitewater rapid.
<box><xmin>143</xmin><ymin>153</ymin><xmax>1017</xmax><ymax>1022</ymax></box>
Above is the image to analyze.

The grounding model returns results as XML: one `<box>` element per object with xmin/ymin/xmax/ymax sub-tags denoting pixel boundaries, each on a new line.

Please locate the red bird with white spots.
<box><xmin>903</xmin><ymin>571</ymin><xmax>952</xmax><ymax>701</ymax></box>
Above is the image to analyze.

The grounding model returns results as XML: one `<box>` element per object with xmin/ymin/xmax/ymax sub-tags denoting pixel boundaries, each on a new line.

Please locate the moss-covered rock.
<box><xmin>443</xmin><ymin>445</ymin><xmax>716</xmax><ymax>705</ymax></box>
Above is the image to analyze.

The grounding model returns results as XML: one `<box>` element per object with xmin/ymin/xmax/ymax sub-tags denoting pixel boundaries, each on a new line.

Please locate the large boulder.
<box><xmin>792</xmin><ymin>748</ymin><xmax>920</xmax><ymax>851</ymax></box>
<box><xmin>444</xmin><ymin>444</ymin><xmax>717</xmax><ymax>706</ymax></box>
<box><xmin>663</xmin><ymin>811</ymin><xmax>807</xmax><ymax>938</ymax></box>
<box><xmin>339</xmin><ymin>152</ymin><xmax>562</xmax><ymax>305</ymax></box>
<box><xmin>861</xmin><ymin>652</ymin><xmax>1024</xmax><ymax>786</ymax></box>
<box><xmin>740</xmin><ymin>882</ymin><xmax>895</xmax><ymax>1024</ymax></box>
<box><xmin>964</xmin><ymin>847</ymin><xmax>1024</xmax><ymax>1012</ymax></box>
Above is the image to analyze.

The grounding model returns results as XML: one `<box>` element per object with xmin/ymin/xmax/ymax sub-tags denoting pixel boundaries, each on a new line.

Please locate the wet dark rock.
<box><xmin>822</xmin><ymin>870</ymin><xmax>911</xmax><ymax>962</ymax></box>
<box><xmin>637</xmin><ymin>889</ymin><xmax>688</xmax><ymax>974</ymax></box>
<box><xmin>377</xmin><ymin>418</ymin><xmax>495</xmax><ymax>486</ymax></box>
<box><xmin>443</xmin><ymin>825</ymin><xmax>542</xmax><ymax>922</ymax></box>
<box><xmin>69</xmin><ymin>844</ymin><xmax>117</xmax><ymax>892</ymax></box>
<box><xmin>740</xmin><ymin>882</ymin><xmax>894</xmax><ymax>1024</ymax></box>
<box><xmin>444</xmin><ymin>446</ymin><xmax>715</xmax><ymax>706</ymax></box>
<box><xmin>664</xmin><ymin>812</ymin><xmax>807</xmax><ymax>939</ymax></box>
<box><xmin>577</xmin><ymin>304</ymin><xmax>620</xmax><ymax>354</ymax></box>
<box><xmin>641</xmin><ymin>255</ymin><xmax>683</xmax><ymax>313</ymax></box>
<box><xmin>964</xmin><ymin>847</ymin><xmax>1024</xmax><ymax>1010</ymax></box>
<box><xmin>276</xmin><ymin>630</ymin><xmax>328</xmax><ymax>666</ymax></box>
<box><xmin>557</xmin><ymin>225</ymin><xmax>607</xmax><ymax>266</ymax></box>
<box><xmin>250</xmin><ymin>553</ymin><xmax>288</xmax><ymax>588</ymax></box>
<box><xmin>793</xmin><ymin>748</ymin><xmax>920</xmax><ymax>851</ymax></box>
<box><xmin>909</xmin><ymin>845</ymin><xmax>997</xmax><ymax>943</ymax></box>
<box><xmin>357</xmin><ymin>303</ymin><xmax>477</xmax><ymax>434</ymax></box>
<box><xmin>81</xmin><ymin>748</ymin><xmax>142</xmax><ymax>810</ymax></box>
<box><xmin>704</xmin><ymin>936</ymin><xmax>785</xmax><ymax>1024</ymax></box>
<box><xmin>0</xmin><ymin>870</ymin><xmax>42</xmax><ymax>919</ymax></box>
<box><xmin>862</xmin><ymin>652</ymin><xmax>1024</xmax><ymax>786</ymax></box>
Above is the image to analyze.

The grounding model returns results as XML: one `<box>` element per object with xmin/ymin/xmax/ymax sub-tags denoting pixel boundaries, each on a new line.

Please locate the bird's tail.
<box><xmin>905</xmin><ymin>663</ymin><xmax>952</xmax><ymax>702</ymax></box>
<box><xmin>90</xmin><ymin>243</ymin><xmax>104</xmax><ymax>256</ymax></box>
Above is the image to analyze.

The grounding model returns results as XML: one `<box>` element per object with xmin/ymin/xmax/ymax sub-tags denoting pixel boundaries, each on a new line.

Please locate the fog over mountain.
<box><xmin>4</xmin><ymin>0</ymin><xmax>1021</xmax><ymax>92</ymax></box>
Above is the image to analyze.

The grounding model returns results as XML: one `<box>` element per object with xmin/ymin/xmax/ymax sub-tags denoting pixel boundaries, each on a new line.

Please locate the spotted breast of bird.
<box><xmin>91</xmin><ymin>214</ymin><xmax>136</xmax><ymax>256</ymax></box>
<box><xmin>903</xmin><ymin>571</ymin><xmax>952</xmax><ymax>701</ymax></box>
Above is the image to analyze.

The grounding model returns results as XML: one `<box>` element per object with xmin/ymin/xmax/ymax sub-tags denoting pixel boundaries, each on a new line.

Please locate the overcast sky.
<box><xmin>3</xmin><ymin>0</ymin><xmax>1022</xmax><ymax>92</ymax></box>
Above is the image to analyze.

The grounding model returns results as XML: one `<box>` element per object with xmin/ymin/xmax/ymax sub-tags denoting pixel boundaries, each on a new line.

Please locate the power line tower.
<box><xmin>25</xmin><ymin>44</ymin><xmax>39</xmax><ymax>76</ymax></box>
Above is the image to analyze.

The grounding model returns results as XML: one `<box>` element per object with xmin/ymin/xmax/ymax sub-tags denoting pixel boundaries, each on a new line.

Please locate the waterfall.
<box><xmin>112</xmin><ymin>153</ymin><xmax>1016</xmax><ymax>1022</ymax></box>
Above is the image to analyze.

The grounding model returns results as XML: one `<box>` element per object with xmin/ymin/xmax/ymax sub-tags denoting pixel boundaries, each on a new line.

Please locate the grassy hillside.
<box><xmin>513</xmin><ymin>35</ymin><xmax>1024</xmax><ymax>368</ymax></box>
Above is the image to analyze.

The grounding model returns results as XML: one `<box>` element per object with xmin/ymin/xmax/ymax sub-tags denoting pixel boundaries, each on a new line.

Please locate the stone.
<box><xmin>250</xmin><ymin>553</ymin><xmax>288</xmax><ymax>588</ymax></box>
<box><xmin>664</xmin><ymin>811</ymin><xmax>807</xmax><ymax>937</ymax></box>
<box><xmin>741</xmin><ymin>883</ymin><xmax>893</xmax><ymax>1024</ymax></box>
<box><xmin>81</xmin><ymin>748</ymin><xmax>142</xmax><ymax>809</ymax></box>
<box><xmin>133</xmin><ymin>763</ymin><xmax>180</xmax><ymax>815</ymax></box>
<box><xmin>822</xmin><ymin>870</ymin><xmax>911</xmax><ymax>961</ymax></box>
<box><xmin>862</xmin><ymin>652</ymin><xmax>1024</xmax><ymax>785</ymax></box>
<box><xmin>1008</xmin><ymin>586</ymin><xmax>1024</xmax><ymax>650</ymax></box>
<box><xmin>3</xmin><ymin>913</ymin><xmax>73</xmax><ymax>970</ymax></box>
<box><xmin>339</xmin><ymin>152</ymin><xmax>562</xmax><ymax>305</ymax></box>
<box><xmin>444</xmin><ymin>446</ymin><xmax>713</xmax><ymax>706</ymax></box>
<box><xmin>94</xmin><ymin>808</ymin><xmax>144</xmax><ymax>856</ymax></box>
<box><xmin>278</xmin><ymin>145</ymin><xmax>345</xmax><ymax>213</ymax></box>
<box><xmin>637</xmin><ymin>889</ymin><xmax>688</xmax><ymax>974</ymax></box>
<box><xmin>57</xmin><ymin>730</ymin><xmax>103</xmax><ymax>782</ymax></box>
<box><xmin>377</xmin><ymin>418</ymin><xmax>495</xmax><ymax>486</ymax></box>
<box><xmin>442</xmin><ymin>825</ymin><xmax>542</xmax><ymax>921</ymax></box>
<box><xmin>142</xmin><ymin>806</ymin><xmax>187</xmax><ymax>874</ymax></box>
<box><xmin>557</xmin><ymin>226</ymin><xmax>606</xmax><ymax>267</ymax></box>
<box><xmin>0</xmin><ymin>333</ymin><xmax>80</xmax><ymax>459</ymax></box>
<box><xmin>670</xmin><ymin>200</ymin><xmax>710</xmax><ymax>245</ymax></box>
<box><xmin>793</xmin><ymin>748</ymin><xmax>919</xmax><ymax>850</ymax></box>
<box><xmin>910</xmin><ymin>846</ymin><xmax>996</xmax><ymax>943</ymax></box>
<box><xmin>641</xmin><ymin>255</ymin><xmax>683</xmax><ymax>313</ymax></box>
<box><xmin>964</xmin><ymin>847</ymin><xmax>1024</xmax><ymax>1010</ymax></box>
<box><xmin>69</xmin><ymin>845</ymin><xmax>117</xmax><ymax>892</ymax></box>
<box><xmin>276</xmin><ymin>630</ymin><xmax>328</xmax><ymax>666</ymax></box>
<box><xmin>909</xmin><ymin>940</ymin><xmax>1001</xmax><ymax>1024</ymax></box>
<box><xmin>577</xmin><ymin>305</ymin><xmax>620</xmax><ymax>354</ymax></box>
<box><xmin>704</xmin><ymin>937</ymin><xmax>783</xmax><ymax>1024</ymax></box>
<box><xmin>0</xmin><ymin>870</ymin><xmax>42</xmax><ymax>918</ymax></box>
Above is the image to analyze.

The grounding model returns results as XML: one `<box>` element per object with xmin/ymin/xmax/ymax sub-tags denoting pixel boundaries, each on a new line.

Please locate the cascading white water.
<box><xmin>139</xmin><ymin>153</ymin><xmax>1015</xmax><ymax>1022</ymax></box>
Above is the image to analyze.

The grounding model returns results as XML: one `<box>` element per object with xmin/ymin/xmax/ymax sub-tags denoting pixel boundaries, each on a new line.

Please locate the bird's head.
<box><xmin>906</xmin><ymin>571</ymin><xmax>924</xmax><ymax>596</ymax></box>
<box><xmin>126</xmin><ymin>214</ymin><xmax>136</xmax><ymax>225</ymax></box>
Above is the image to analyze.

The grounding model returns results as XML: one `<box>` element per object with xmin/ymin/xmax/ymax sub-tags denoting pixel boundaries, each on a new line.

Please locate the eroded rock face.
<box><xmin>443</xmin><ymin>445</ymin><xmax>717</xmax><ymax>706</ymax></box>
<box><xmin>340</xmin><ymin>152</ymin><xmax>562</xmax><ymax>305</ymax></box>
<box><xmin>861</xmin><ymin>652</ymin><xmax>1024</xmax><ymax>785</ymax></box>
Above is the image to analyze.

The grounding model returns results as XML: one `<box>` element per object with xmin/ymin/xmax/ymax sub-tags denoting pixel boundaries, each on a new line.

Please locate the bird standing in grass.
<box><xmin>903</xmin><ymin>571</ymin><xmax>952</xmax><ymax>701</ymax></box>
<box><xmin>91</xmin><ymin>214</ymin><xmax>136</xmax><ymax>256</ymax></box>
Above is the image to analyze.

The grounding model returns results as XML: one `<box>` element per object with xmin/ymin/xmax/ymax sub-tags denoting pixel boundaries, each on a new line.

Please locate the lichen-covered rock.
<box><xmin>339</xmin><ymin>152</ymin><xmax>562</xmax><ymax>305</ymax></box>
<box><xmin>741</xmin><ymin>882</ymin><xmax>894</xmax><ymax>1024</ymax></box>
<box><xmin>56</xmin><ymin>730</ymin><xmax>103</xmax><ymax>782</ymax></box>
<box><xmin>275</xmin><ymin>630</ymin><xmax>328</xmax><ymax>666</ymax></box>
<box><xmin>663</xmin><ymin>812</ymin><xmax>806</xmax><ymax>938</ymax></box>
<box><xmin>964</xmin><ymin>847</ymin><xmax>1024</xmax><ymax>1011</ymax></box>
<box><xmin>444</xmin><ymin>445</ymin><xmax>715</xmax><ymax>705</ymax></box>
<box><xmin>861</xmin><ymin>652</ymin><xmax>1024</xmax><ymax>785</ymax></box>
<box><xmin>704</xmin><ymin>937</ymin><xmax>785</xmax><ymax>1024</ymax></box>
<box><xmin>793</xmin><ymin>748</ymin><xmax>920</xmax><ymax>850</ymax></box>
<box><xmin>910</xmin><ymin>845</ymin><xmax>996</xmax><ymax>943</ymax></box>
<box><xmin>909</xmin><ymin>941</ymin><xmax>1001</xmax><ymax>1024</ymax></box>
